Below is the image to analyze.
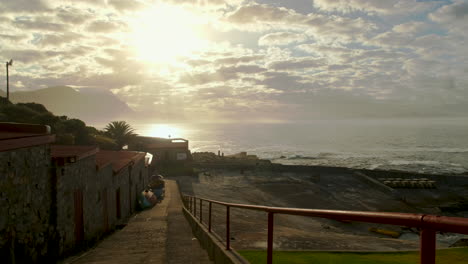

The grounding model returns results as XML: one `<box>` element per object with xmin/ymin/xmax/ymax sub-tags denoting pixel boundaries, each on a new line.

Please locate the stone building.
<box><xmin>51</xmin><ymin>146</ymin><xmax>149</xmax><ymax>256</ymax></box>
<box><xmin>131</xmin><ymin>136</ymin><xmax>191</xmax><ymax>163</ymax></box>
<box><xmin>96</xmin><ymin>150</ymin><xmax>148</xmax><ymax>228</ymax></box>
<box><xmin>0</xmin><ymin>123</ymin><xmax>55</xmax><ymax>263</ymax></box>
<box><xmin>0</xmin><ymin>122</ymin><xmax>150</xmax><ymax>262</ymax></box>
<box><xmin>50</xmin><ymin>145</ymin><xmax>102</xmax><ymax>256</ymax></box>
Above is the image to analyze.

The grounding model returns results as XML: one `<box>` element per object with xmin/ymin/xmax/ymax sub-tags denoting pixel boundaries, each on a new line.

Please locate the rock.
<box><xmin>450</xmin><ymin>238</ymin><xmax>468</xmax><ymax>247</ymax></box>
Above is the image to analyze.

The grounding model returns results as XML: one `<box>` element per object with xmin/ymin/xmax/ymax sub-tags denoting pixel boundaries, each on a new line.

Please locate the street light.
<box><xmin>6</xmin><ymin>59</ymin><xmax>13</xmax><ymax>100</ymax></box>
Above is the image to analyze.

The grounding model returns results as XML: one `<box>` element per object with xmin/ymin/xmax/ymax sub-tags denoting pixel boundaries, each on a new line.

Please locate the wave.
<box><xmin>378</xmin><ymin>147</ymin><xmax>468</xmax><ymax>153</ymax></box>
<box><xmin>286</xmin><ymin>155</ymin><xmax>317</xmax><ymax>160</ymax></box>
<box><xmin>389</xmin><ymin>160</ymin><xmax>441</xmax><ymax>166</ymax></box>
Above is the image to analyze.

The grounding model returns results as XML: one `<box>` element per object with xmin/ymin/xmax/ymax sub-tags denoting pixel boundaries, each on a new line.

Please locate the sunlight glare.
<box><xmin>129</xmin><ymin>4</ymin><xmax>208</xmax><ymax>64</ymax></box>
<box><xmin>146</xmin><ymin>124</ymin><xmax>183</xmax><ymax>138</ymax></box>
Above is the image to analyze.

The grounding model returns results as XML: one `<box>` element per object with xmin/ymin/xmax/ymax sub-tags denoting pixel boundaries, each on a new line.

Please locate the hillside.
<box><xmin>0</xmin><ymin>86</ymin><xmax>133</xmax><ymax>123</ymax></box>
<box><xmin>0</xmin><ymin>99</ymin><xmax>119</xmax><ymax>148</ymax></box>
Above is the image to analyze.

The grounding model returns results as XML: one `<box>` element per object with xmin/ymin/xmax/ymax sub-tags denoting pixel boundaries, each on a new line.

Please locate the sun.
<box><xmin>129</xmin><ymin>3</ymin><xmax>208</xmax><ymax>64</ymax></box>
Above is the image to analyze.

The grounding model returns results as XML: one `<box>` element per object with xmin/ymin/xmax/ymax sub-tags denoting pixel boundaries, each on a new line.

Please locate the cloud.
<box><xmin>13</xmin><ymin>16</ymin><xmax>68</xmax><ymax>32</ymax></box>
<box><xmin>162</xmin><ymin>0</ymin><xmax>243</xmax><ymax>7</ymax></box>
<box><xmin>393</xmin><ymin>21</ymin><xmax>429</xmax><ymax>34</ymax></box>
<box><xmin>297</xmin><ymin>44</ymin><xmax>352</xmax><ymax>59</ymax></box>
<box><xmin>37</xmin><ymin>32</ymin><xmax>82</xmax><ymax>47</ymax></box>
<box><xmin>258</xmin><ymin>71</ymin><xmax>310</xmax><ymax>92</ymax></box>
<box><xmin>0</xmin><ymin>34</ymin><xmax>28</xmax><ymax>42</ymax></box>
<box><xmin>225</xmin><ymin>3</ymin><xmax>376</xmax><ymax>42</ymax></box>
<box><xmin>328</xmin><ymin>64</ymin><xmax>350</xmax><ymax>71</ymax></box>
<box><xmin>86</xmin><ymin>20</ymin><xmax>128</xmax><ymax>33</ymax></box>
<box><xmin>269</xmin><ymin>57</ymin><xmax>327</xmax><ymax>71</ymax></box>
<box><xmin>0</xmin><ymin>0</ymin><xmax>51</xmax><ymax>13</ymax></box>
<box><xmin>430</xmin><ymin>0</ymin><xmax>468</xmax><ymax>21</ymax></box>
<box><xmin>226</xmin><ymin>4</ymin><xmax>298</xmax><ymax>25</ymax></box>
<box><xmin>214</xmin><ymin>55</ymin><xmax>264</xmax><ymax>65</ymax></box>
<box><xmin>108</xmin><ymin>0</ymin><xmax>145</xmax><ymax>11</ymax></box>
<box><xmin>313</xmin><ymin>0</ymin><xmax>436</xmax><ymax>15</ymax></box>
<box><xmin>185</xmin><ymin>59</ymin><xmax>212</xmax><ymax>67</ymax></box>
<box><xmin>1</xmin><ymin>0</ymin><xmax>468</xmax><ymax>122</ymax></box>
<box><xmin>56</xmin><ymin>7</ymin><xmax>93</xmax><ymax>24</ymax></box>
<box><xmin>429</xmin><ymin>0</ymin><xmax>468</xmax><ymax>34</ymax></box>
<box><xmin>180</xmin><ymin>65</ymin><xmax>267</xmax><ymax>85</ymax></box>
<box><xmin>184</xmin><ymin>55</ymin><xmax>264</xmax><ymax>69</ymax></box>
<box><xmin>258</xmin><ymin>32</ymin><xmax>307</xmax><ymax>46</ymax></box>
<box><xmin>1</xmin><ymin>49</ymin><xmax>62</xmax><ymax>63</ymax></box>
<box><xmin>54</xmin><ymin>0</ymin><xmax>107</xmax><ymax>7</ymax></box>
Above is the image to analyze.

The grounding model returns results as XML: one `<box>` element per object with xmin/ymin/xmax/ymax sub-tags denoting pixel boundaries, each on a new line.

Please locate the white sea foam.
<box><xmin>389</xmin><ymin>160</ymin><xmax>441</xmax><ymax>166</ymax></box>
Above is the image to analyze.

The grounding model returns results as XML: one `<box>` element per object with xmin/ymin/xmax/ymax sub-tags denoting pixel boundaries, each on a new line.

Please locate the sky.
<box><xmin>0</xmin><ymin>0</ymin><xmax>467</xmax><ymax>123</ymax></box>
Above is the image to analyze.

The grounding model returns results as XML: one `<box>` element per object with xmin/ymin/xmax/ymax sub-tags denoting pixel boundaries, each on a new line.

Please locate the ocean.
<box><xmin>132</xmin><ymin>118</ymin><xmax>468</xmax><ymax>175</ymax></box>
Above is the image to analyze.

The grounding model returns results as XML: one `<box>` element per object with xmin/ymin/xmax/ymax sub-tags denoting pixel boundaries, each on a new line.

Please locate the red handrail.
<box><xmin>183</xmin><ymin>195</ymin><xmax>468</xmax><ymax>264</ymax></box>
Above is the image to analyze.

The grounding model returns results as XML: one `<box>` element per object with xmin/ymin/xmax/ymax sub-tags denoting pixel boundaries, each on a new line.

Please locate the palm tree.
<box><xmin>104</xmin><ymin>121</ymin><xmax>137</xmax><ymax>150</ymax></box>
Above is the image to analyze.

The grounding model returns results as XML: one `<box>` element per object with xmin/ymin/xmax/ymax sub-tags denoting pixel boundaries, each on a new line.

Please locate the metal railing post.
<box><xmin>267</xmin><ymin>212</ymin><xmax>274</xmax><ymax>264</ymax></box>
<box><xmin>194</xmin><ymin>197</ymin><xmax>197</xmax><ymax>216</ymax></box>
<box><xmin>420</xmin><ymin>229</ymin><xmax>436</xmax><ymax>264</ymax></box>
<box><xmin>189</xmin><ymin>197</ymin><xmax>192</xmax><ymax>212</ymax></box>
<box><xmin>226</xmin><ymin>206</ymin><xmax>230</xmax><ymax>250</ymax></box>
<box><xmin>200</xmin><ymin>199</ymin><xmax>203</xmax><ymax>223</ymax></box>
<box><xmin>209</xmin><ymin>202</ymin><xmax>212</xmax><ymax>232</ymax></box>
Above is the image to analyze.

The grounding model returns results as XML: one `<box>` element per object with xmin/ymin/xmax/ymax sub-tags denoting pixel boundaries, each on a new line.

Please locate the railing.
<box><xmin>182</xmin><ymin>195</ymin><xmax>468</xmax><ymax>264</ymax></box>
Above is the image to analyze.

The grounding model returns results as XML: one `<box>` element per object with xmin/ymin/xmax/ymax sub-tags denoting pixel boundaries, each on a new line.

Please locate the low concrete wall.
<box><xmin>353</xmin><ymin>171</ymin><xmax>400</xmax><ymax>197</ymax></box>
<box><xmin>182</xmin><ymin>208</ymin><xmax>249</xmax><ymax>264</ymax></box>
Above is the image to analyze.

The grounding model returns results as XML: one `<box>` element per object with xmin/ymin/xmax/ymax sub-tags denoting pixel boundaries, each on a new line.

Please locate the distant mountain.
<box><xmin>0</xmin><ymin>86</ymin><xmax>133</xmax><ymax>123</ymax></box>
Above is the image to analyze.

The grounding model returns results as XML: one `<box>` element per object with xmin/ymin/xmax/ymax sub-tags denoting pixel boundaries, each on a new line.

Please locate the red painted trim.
<box><xmin>226</xmin><ymin>206</ymin><xmax>230</xmax><ymax>250</ymax></box>
<box><xmin>267</xmin><ymin>212</ymin><xmax>274</xmax><ymax>264</ymax></box>
<box><xmin>420</xmin><ymin>229</ymin><xmax>436</xmax><ymax>264</ymax></box>
<box><xmin>75</xmin><ymin>148</ymin><xmax>99</xmax><ymax>161</ymax></box>
<box><xmin>208</xmin><ymin>202</ymin><xmax>212</xmax><ymax>233</ymax></box>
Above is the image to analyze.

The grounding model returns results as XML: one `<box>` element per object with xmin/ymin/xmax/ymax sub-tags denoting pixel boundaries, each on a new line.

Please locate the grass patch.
<box><xmin>239</xmin><ymin>248</ymin><xmax>468</xmax><ymax>264</ymax></box>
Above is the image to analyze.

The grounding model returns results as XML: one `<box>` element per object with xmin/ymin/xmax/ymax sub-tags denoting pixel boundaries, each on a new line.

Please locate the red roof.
<box><xmin>96</xmin><ymin>150</ymin><xmax>146</xmax><ymax>173</ymax></box>
<box><xmin>51</xmin><ymin>145</ymin><xmax>99</xmax><ymax>161</ymax></box>
<box><xmin>0</xmin><ymin>122</ymin><xmax>55</xmax><ymax>151</ymax></box>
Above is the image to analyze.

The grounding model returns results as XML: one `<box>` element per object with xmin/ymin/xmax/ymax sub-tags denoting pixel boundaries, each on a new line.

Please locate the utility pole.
<box><xmin>6</xmin><ymin>59</ymin><xmax>13</xmax><ymax>100</ymax></box>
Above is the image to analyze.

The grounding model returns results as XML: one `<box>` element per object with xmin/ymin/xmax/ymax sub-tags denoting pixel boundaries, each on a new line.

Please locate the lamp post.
<box><xmin>6</xmin><ymin>59</ymin><xmax>13</xmax><ymax>100</ymax></box>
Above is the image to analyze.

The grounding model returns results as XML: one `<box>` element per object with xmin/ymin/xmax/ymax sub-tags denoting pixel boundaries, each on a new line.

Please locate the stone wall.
<box><xmin>130</xmin><ymin>159</ymin><xmax>149</xmax><ymax>208</ymax></box>
<box><xmin>111</xmin><ymin>166</ymin><xmax>132</xmax><ymax>224</ymax></box>
<box><xmin>55</xmin><ymin>154</ymin><xmax>149</xmax><ymax>257</ymax></box>
<box><xmin>54</xmin><ymin>155</ymin><xmax>109</xmax><ymax>256</ymax></box>
<box><xmin>108</xmin><ymin>158</ymin><xmax>149</xmax><ymax>226</ymax></box>
<box><xmin>1</xmin><ymin>146</ymin><xmax>150</xmax><ymax>262</ymax></box>
<box><xmin>97</xmin><ymin>165</ymin><xmax>114</xmax><ymax>234</ymax></box>
<box><xmin>0</xmin><ymin>145</ymin><xmax>52</xmax><ymax>263</ymax></box>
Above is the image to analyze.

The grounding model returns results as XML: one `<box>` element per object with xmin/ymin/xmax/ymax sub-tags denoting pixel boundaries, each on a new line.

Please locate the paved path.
<box><xmin>62</xmin><ymin>180</ymin><xmax>212</xmax><ymax>264</ymax></box>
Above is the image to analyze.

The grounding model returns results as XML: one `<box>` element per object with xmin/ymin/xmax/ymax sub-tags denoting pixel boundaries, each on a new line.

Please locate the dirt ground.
<box><xmin>170</xmin><ymin>167</ymin><xmax>468</xmax><ymax>251</ymax></box>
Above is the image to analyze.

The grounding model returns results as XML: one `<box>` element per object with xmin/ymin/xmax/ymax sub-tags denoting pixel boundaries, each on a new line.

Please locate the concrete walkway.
<box><xmin>62</xmin><ymin>180</ymin><xmax>212</xmax><ymax>264</ymax></box>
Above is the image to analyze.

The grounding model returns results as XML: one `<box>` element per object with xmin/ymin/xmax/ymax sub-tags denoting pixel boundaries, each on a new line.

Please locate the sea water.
<box><xmin>134</xmin><ymin>118</ymin><xmax>468</xmax><ymax>175</ymax></box>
